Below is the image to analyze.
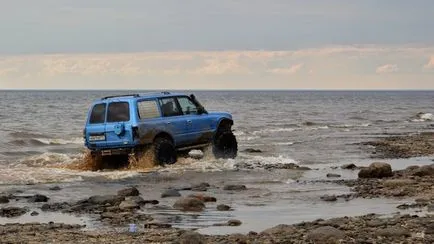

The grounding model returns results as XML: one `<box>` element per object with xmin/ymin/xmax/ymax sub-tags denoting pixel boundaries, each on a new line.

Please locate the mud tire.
<box><xmin>154</xmin><ymin>137</ymin><xmax>177</xmax><ymax>165</ymax></box>
<box><xmin>212</xmin><ymin>131</ymin><xmax>238</xmax><ymax>159</ymax></box>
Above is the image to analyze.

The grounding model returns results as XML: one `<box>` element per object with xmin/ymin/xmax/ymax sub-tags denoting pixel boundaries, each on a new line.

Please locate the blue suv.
<box><xmin>83</xmin><ymin>92</ymin><xmax>237</xmax><ymax>165</ymax></box>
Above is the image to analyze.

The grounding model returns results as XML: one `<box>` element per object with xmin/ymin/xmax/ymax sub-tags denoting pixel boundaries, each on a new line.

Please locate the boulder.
<box><xmin>223</xmin><ymin>185</ymin><xmax>247</xmax><ymax>191</ymax></box>
<box><xmin>30</xmin><ymin>211</ymin><xmax>39</xmax><ymax>216</ymax></box>
<box><xmin>179</xmin><ymin>231</ymin><xmax>205</xmax><ymax>244</ymax></box>
<box><xmin>28</xmin><ymin>194</ymin><xmax>49</xmax><ymax>203</ymax></box>
<box><xmin>173</xmin><ymin>197</ymin><xmax>205</xmax><ymax>212</ymax></box>
<box><xmin>0</xmin><ymin>207</ymin><xmax>28</xmax><ymax>218</ymax></box>
<box><xmin>87</xmin><ymin>195</ymin><xmax>124</xmax><ymax>205</ymax></box>
<box><xmin>307</xmin><ymin>226</ymin><xmax>345</xmax><ymax>242</ymax></box>
<box><xmin>161</xmin><ymin>189</ymin><xmax>181</xmax><ymax>198</ymax></box>
<box><xmin>117</xmin><ymin>187</ymin><xmax>139</xmax><ymax>197</ymax></box>
<box><xmin>341</xmin><ymin>163</ymin><xmax>358</xmax><ymax>170</ymax></box>
<box><xmin>412</xmin><ymin>164</ymin><xmax>434</xmax><ymax>177</ymax></box>
<box><xmin>228</xmin><ymin>219</ymin><xmax>242</xmax><ymax>226</ymax></box>
<box><xmin>358</xmin><ymin>162</ymin><xmax>393</xmax><ymax>178</ymax></box>
<box><xmin>217</xmin><ymin>204</ymin><xmax>231</xmax><ymax>211</ymax></box>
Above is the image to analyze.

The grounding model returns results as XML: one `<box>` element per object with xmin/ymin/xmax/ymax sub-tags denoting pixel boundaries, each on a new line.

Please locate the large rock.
<box><xmin>173</xmin><ymin>197</ymin><xmax>205</xmax><ymax>212</ymax></box>
<box><xmin>223</xmin><ymin>185</ymin><xmax>247</xmax><ymax>191</ymax></box>
<box><xmin>0</xmin><ymin>207</ymin><xmax>28</xmax><ymax>218</ymax></box>
<box><xmin>28</xmin><ymin>194</ymin><xmax>49</xmax><ymax>203</ymax></box>
<box><xmin>307</xmin><ymin>226</ymin><xmax>345</xmax><ymax>242</ymax></box>
<box><xmin>412</xmin><ymin>164</ymin><xmax>434</xmax><ymax>177</ymax></box>
<box><xmin>179</xmin><ymin>231</ymin><xmax>205</xmax><ymax>244</ymax></box>
<box><xmin>161</xmin><ymin>189</ymin><xmax>181</xmax><ymax>198</ymax></box>
<box><xmin>117</xmin><ymin>187</ymin><xmax>139</xmax><ymax>197</ymax></box>
<box><xmin>87</xmin><ymin>195</ymin><xmax>124</xmax><ymax>205</ymax></box>
<box><xmin>358</xmin><ymin>162</ymin><xmax>393</xmax><ymax>178</ymax></box>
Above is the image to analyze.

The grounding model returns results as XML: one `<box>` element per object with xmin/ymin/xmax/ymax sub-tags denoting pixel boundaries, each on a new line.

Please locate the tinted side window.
<box><xmin>159</xmin><ymin>98</ymin><xmax>182</xmax><ymax>117</ymax></box>
<box><xmin>89</xmin><ymin>103</ymin><xmax>106</xmax><ymax>124</ymax></box>
<box><xmin>177</xmin><ymin>97</ymin><xmax>198</xmax><ymax>115</ymax></box>
<box><xmin>107</xmin><ymin>102</ymin><xmax>130</xmax><ymax>122</ymax></box>
<box><xmin>138</xmin><ymin>100</ymin><xmax>160</xmax><ymax>119</ymax></box>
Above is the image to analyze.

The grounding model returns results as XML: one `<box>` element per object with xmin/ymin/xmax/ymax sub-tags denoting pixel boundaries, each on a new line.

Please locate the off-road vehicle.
<box><xmin>83</xmin><ymin>92</ymin><xmax>237</xmax><ymax>165</ymax></box>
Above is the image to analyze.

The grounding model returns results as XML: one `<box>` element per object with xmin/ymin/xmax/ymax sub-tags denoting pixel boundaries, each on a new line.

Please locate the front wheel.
<box><xmin>154</xmin><ymin>137</ymin><xmax>177</xmax><ymax>166</ymax></box>
<box><xmin>212</xmin><ymin>131</ymin><xmax>238</xmax><ymax>159</ymax></box>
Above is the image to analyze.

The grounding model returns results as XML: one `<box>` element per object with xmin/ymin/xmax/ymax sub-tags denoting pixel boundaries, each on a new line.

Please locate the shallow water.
<box><xmin>0</xmin><ymin>90</ymin><xmax>433</xmax><ymax>233</ymax></box>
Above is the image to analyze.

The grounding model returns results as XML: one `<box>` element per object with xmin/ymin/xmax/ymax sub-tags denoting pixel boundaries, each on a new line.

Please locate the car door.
<box><xmin>105</xmin><ymin>100</ymin><xmax>134</xmax><ymax>148</ymax></box>
<box><xmin>176</xmin><ymin>96</ymin><xmax>214</xmax><ymax>144</ymax></box>
<box><xmin>85</xmin><ymin>102</ymin><xmax>107</xmax><ymax>148</ymax></box>
<box><xmin>158</xmin><ymin>97</ymin><xmax>190</xmax><ymax>146</ymax></box>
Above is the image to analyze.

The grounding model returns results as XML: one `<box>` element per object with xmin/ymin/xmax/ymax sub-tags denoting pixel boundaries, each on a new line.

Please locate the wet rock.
<box><xmin>0</xmin><ymin>196</ymin><xmax>9</xmax><ymax>204</ymax></box>
<box><xmin>173</xmin><ymin>197</ymin><xmax>205</xmax><ymax>212</ymax></box>
<box><xmin>124</xmin><ymin>196</ymin><xmax>146</xmax><ymax>206</ymax></box>
<box><xmin>143</xmin><ymin>200</ymin><xmax>159</xmax><ymax>205</ymax></box>
<box><xmin>341</xmin><ymin>163</ymin><xmax>358</xmax><ymax>170</ymax></box>
<box><xmin>161</xmin><ymin>189</ymin><xmax>181</xmax><ymax>198</ymax></box>
<box><xmin>28</xmin><ymin>194</ymin><xmax>49</xmax><ymax>203</ymax></box>
<box><xmin>375</xmin><ymin>227</ymin><xmax>411</xmax><ymax>237</ymax></box>
<box><xmin>144</xmin><ymin>222</ymin><xmax>172</xmax><ymax>229</ymax></box>
<box><xmin>117</xmin><ymin>187</ymin><xmax>139</xmax><ymax>197</ymax></box>
<box><xmin>217</xmin><ymin>204</ymin><xmax>231</xmax><ymax>211</ymax></box>
<box><xmin>228</xmin><ymin>219</ymin><xmax>242</xmax><ymax>226</ymax></box>
<box><xmin>188</xmin><ymin>194</ymin><xmax>216</xmax><ymax>202</ymax></box>
<box><xmin>119</xmin><ymin>200</ymin><xmax>140</xmax><ymax>210</ymax></box>
<box><xmin>297</xmin><ymin>166</ymin><xmax>312</xmax><ymax>170</ymax></box>
<box><xmin>188</xmin><ymin>150</ymin><xmax>204</xmax><ymax>159</ymax></box>
<box><xmin>262</xmin><ymin>224</ymin><xmax>296</xmax><ymax>235</ymax></box>
<box><xmin>326</xmin><ymin>173</ymin><xmax>341</xmax><ymax>178</ymax></box>
<box><xmin>41</xmin><ymin>202</ymin><xmax>70</xmax><ymax>212</ymax></box>
<box><xmin>366</xmin><ymin>219</ymin><xmax>386</xmax><ymax>228</ymax></box>
<box><xmin>358</xmin><ymin>162</ymin><xmax>393</xmax><ymax>178</ymax></box>
<box><xmin>191</xmin><ymin>183</ymin><xmax>210</xmax><ymax>192</ymax></box>
<box><xmin>406</xmin><ymin>165</ymin><xmax>420</xmax><ymax>171</ymax></box>
<box><xmin>49</xmin><ymin>186</ymin><xmax>62</xmax><ymax>191</ymax></box>
<box><xmin>30</xmin><ymin>211</ymin><xmax>39</xmax><ymax>216</ymax></box>
<box><xmin>412</xmin><ymin>164</ymin><xmax>434</xmax><ymax>177</ymax></box>
<box><xmin>179</xmin><ymin>231</ymin><xmax>205</xmax><ymax>244</ymax></box>
<box><xmin>223</xmin><ymin>185</ymin><xmax>247</xmax><ymax>191</ymax></box>
<box><xmin>243</xmin><ymin>148</ymin><xmax>262</xmax><ymax>153</ymax></box>
<box><xmin>87</xmin><ymin>195</ymin><xmax>123</xmax><ymax>205</ymax></box>
<box><xmin>307</xmin><ymin>226</ymin><xmax>345</xmax><ymax>242</ymax></box>
<box><xmin>320</xmin><ymin>195</ymin><xmax>337</xmax><ymax>202</ymax></box>
<box><xmin>0</xmin><ymin>207</ymin><xmax>28</xmax><ymax>218</ymax></box>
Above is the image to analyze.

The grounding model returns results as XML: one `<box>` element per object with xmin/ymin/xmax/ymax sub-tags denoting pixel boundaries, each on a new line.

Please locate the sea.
<box><xmin>0</xmin><ymin>90</ymin><xmax>433</xmax><ymax>233</ymax></box>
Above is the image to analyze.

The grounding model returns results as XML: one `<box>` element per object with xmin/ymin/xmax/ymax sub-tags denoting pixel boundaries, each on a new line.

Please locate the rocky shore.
<box><xmin>1</xmin><ymin>132</ymin><xmax>434</xmax><ymax>243</ymax></box>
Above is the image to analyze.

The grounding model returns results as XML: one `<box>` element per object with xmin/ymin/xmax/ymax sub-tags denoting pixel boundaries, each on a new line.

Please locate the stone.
<box><xmin>0</xmin><ymin>196</ymin><xmax>9</xmax><ymax>204</ymax></box>
<box><xmin>243</xmin><ymin>148</ymin><xmax>262</xmax><ymax>153</ymax></box>
<box><xmin>41</xmin><ymin>202</ymin><xmax>70</xmax><ymax>212</ymax></box>
<box><xmin>161</xmin><ymin>189</ymin><xmax>181</xmax><ymax>198</ymax></box>
<box><xmin>262</xmin><ymin>224</ymin><xmax>297</xmax><ymax>235</ymax></box>
<box><xmin>307</xmin><ymin>226</ymin><xmax>345</xmax><ymax>242</ymax></box>
<box><xmin>143</xmin><ymin>222</ymin><xmax>172</xmax><ymax>229</ymax></box>
<box><xmin>223</xmin><ymin>185</ymin><xmax>247</xmax><ymax>191</ymax></box>
<box><xmin>49</xmin><ymin>186</ymin><xmax>62</xmax><ymax>191</ymax></box>
<box><xmin>119</xmin><ymin>200</ymin><xmax>140</xmax><ymax>210</ymax></box>
<box><xmin>179</xmin><ymin>231</ymin><xmax>205</xmax><ymax>244</ymax></box>
<box><xmin>427</xmin><ymin>204</ymin><xmax>434</xmax><ymax>212</ymax></box>
<box><xmin>412</xmin><ymin>164</ymin><xmax>434</xmax><ymax>177</ymax></box>
<box><xmin>375</xmin><ymin>227</ymin><xmax>411</xmax><ymax>237</ymax></box>
<box><xmin>124</xmin><ymin>196</ymin><xmax>146</xmax><ymax>205</ymax></box>
<box><xmin>191</xmin><ymin>183</ymin><xmax>210</xmax><ymax>192</ymax></box>
<box><xmin>217</xmin><ymin>204</ymin><xmax>231</xmax><ymax>211</ymax></box>
<box><xmin>321</xmin><ymin>195</ymin><xmax>337</xmax><ymax>202</ymax></box>
<box><xmin>30</xmin><ymin>211</ymin><xmax>39</xmax><ymax>216</ymax></box>
<box><xmin>117</xmin><ymin>187</ymin><xmax>139</xmax><ymax>197</ymax></box>
<box><xmin>326</xmin><ymin>173</ymin><xmax>341</xmax><ymax>178</ymax></box>
<box><xmin>0</xmin><ymin>207</ymin><xmax>28</xmax><ymax>218</ymax></box>
<box><xmin>227</xmin><ymin>219</ymin><xmax>242</xmax><ymax>226</ymax></box>
<box><xmin>173</xmin><ymin>197</ymin><xmax>205</xmax><ymax>212</ymax></box>
<box><xmin>341</xmin><ymin>163</ymin><xmax>358</xmax><ymax>170</ymax></box>
<box><xmin>188</xmin><ymin>194</ymin><xmax>216</xmax><ymax>202</ymax></box>
<box><xmin>87</xmin><ymin>195</ymin><xmax>124</xmax><ymax>205</ymax></box>
<box><xmin>188</xmin><ymin>150</ymin><xmax>204</xmax><ymax>159</ymax></box>
<box><xmin>358</xmin><ymin>162</ymin><xmax>393</xmax><ymax>178</ymax></box>
<box><xmin>28</xmin><ymin>194</ymin><xmax>49</xmax><ymax>203</ymax></box>
<box><xmin>383</xmin><ymin>179</ymin><xmax>414</xmax><ymax>187</ymax></box>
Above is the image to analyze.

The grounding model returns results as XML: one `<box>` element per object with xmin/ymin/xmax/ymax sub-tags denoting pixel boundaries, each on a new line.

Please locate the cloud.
<box><xmin>424</xmin><ymin>56</ymin><xmax>434</xmax><ymax>69</ymax></box>
<box><xmin>376</xmin><ymin>64</ymin><xmax>398</xmax><ymax>74</ymax></box>
<box><xmin>267</xmin><ymin>63</ymin><xmax>304</xmax><ymax>75</ymax></box>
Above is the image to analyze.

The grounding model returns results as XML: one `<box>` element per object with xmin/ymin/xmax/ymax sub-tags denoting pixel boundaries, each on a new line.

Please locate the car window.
<box><xmin>89</xmin><ymin>103</ymin><xmax>106</xmax><ymax>124</ymax></box>
<box><xmin>177</xmin><ymin>97</ymin><xmax>198</xmax><ymax>115</ymax></box>
<box><xmin>138</xmin><ymin>100</ymin><xmax>160</xmax><ymax>119</ymax></box>
<box><xmin>107</xmin><ymin>102</ymin><xmax>130</xmax><ymax>122</ymax></box>
<box><xmin>159</xmin><ymin>98</ymin><xmax>182</xmax><ymax>117</ymax></box>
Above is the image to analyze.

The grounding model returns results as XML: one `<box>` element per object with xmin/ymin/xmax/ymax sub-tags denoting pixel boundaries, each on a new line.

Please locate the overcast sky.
<box><xmin>0</xmin><ymin>0</ymin><xmax>433</xmax><ymax>89</ymax></box>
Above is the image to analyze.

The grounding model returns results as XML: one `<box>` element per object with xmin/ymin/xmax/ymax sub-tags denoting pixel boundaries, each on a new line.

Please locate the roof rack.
<box><xmin>101</xmin><ymin>94</ymin><xmax>140</xmax><ymax>100</ymax></box>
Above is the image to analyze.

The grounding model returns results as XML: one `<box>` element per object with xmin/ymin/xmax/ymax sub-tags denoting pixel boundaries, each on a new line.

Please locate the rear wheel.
<box><xmin>154</xmin><ymin>137</ymin><xmax>177</xmax><ymax>166</ymax></box>
<box><xmin>212</xmin><ymin>131</ymin><xmax>238</xmax><ymax>159</ymax></box>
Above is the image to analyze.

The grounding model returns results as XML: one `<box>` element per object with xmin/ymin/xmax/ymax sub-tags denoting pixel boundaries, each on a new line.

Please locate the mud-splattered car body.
<box><xmin>83</xmin><ymin>92</ymin><xmax>234</xmax><ymax>157</ymax></box>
